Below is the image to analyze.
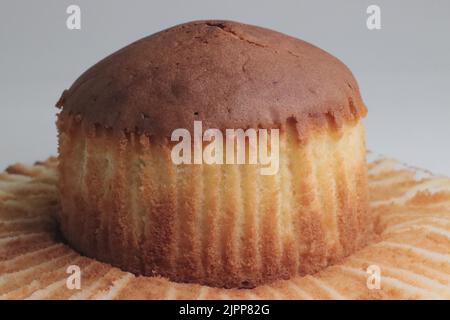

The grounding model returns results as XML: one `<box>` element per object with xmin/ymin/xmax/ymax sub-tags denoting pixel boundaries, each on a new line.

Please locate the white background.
<box><xmin>1</xmin><ymin>0</ymin><xmax>449</xmax><ymax>175</ymax></box>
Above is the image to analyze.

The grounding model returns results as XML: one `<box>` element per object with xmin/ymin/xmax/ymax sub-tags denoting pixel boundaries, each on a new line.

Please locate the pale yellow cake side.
<box><xmin>57</xmin><ymin>115</ymin><xmax>369</xmax><ymax>288</ymax></box>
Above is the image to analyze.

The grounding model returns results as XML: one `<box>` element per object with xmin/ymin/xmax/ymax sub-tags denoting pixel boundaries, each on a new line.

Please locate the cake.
<box><xmin>55</xmin><ymin>20</ymin><xmax>370</xmax><ymax>288</ymax></box>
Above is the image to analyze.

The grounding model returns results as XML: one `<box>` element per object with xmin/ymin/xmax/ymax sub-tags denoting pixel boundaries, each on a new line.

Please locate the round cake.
<box><xmin>56</xmin><ymin>20</ymin><xmax>369</xmax><ymax>288</ymax></box>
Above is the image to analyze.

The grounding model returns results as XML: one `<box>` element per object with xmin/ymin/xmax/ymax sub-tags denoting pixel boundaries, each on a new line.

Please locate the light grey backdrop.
<box><xmin>1</xmin><ymin>0</ymin><xmax>449</xmax><ymax>174</ymax></box>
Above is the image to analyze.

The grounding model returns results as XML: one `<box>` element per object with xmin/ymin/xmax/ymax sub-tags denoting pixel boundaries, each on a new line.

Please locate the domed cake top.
<box><xmin>57</xmin><ymin>20</ymin><xmax>367</xmax><ymax>136</ymax></box>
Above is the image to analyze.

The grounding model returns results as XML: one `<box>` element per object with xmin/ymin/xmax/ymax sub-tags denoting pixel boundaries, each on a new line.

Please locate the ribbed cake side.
<box><xmin>57</xmin><ymin>115</ymin><xmax>369</xmax><ymax>288</ymax></box>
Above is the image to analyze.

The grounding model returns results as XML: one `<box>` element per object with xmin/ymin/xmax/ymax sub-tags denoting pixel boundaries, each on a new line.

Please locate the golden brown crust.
<box><xmin>56</xmin><ymin>114</ymin><xmax>370</xmax><ymax>288</ymax></box>
<box><xmin>56</xmin><ymin>20</ymin><xmax>366</xmax><ymax>139</ymax></box>
<box><xmin>1</xmin><ymin>155</ymin><xmax>450</xmax><ymax>299</ymax></box>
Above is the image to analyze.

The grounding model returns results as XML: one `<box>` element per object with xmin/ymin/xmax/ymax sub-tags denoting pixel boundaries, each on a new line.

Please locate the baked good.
<box><xmin>56</xmin><ymin>20</ymin><xmax>369</xmax><ymax>288</ymax></box>
<box><xmin>1</xmin><ymin>155</ymin><xmax>449</xmax><ymax>299</ymax></box>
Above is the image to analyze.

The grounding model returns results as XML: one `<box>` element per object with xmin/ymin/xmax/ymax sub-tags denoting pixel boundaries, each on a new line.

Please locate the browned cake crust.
<box><xmin>56</xmin><ymin>20</ymin><xmax>366</xmax><ymax>138</ymax></box>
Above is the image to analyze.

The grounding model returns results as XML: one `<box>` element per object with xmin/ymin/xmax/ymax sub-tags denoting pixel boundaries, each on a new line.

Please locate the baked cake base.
<box><xmin>0</xmin><ymin>153</ymin><xmax>450</xmax><ymax>299</ymax></box>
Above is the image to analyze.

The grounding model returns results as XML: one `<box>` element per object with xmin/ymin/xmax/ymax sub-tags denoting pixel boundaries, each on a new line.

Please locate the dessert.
<box><xmin>56</xmin><ymin>20</ymin><xmax>369</xmax><ymax>288</ymax></box>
